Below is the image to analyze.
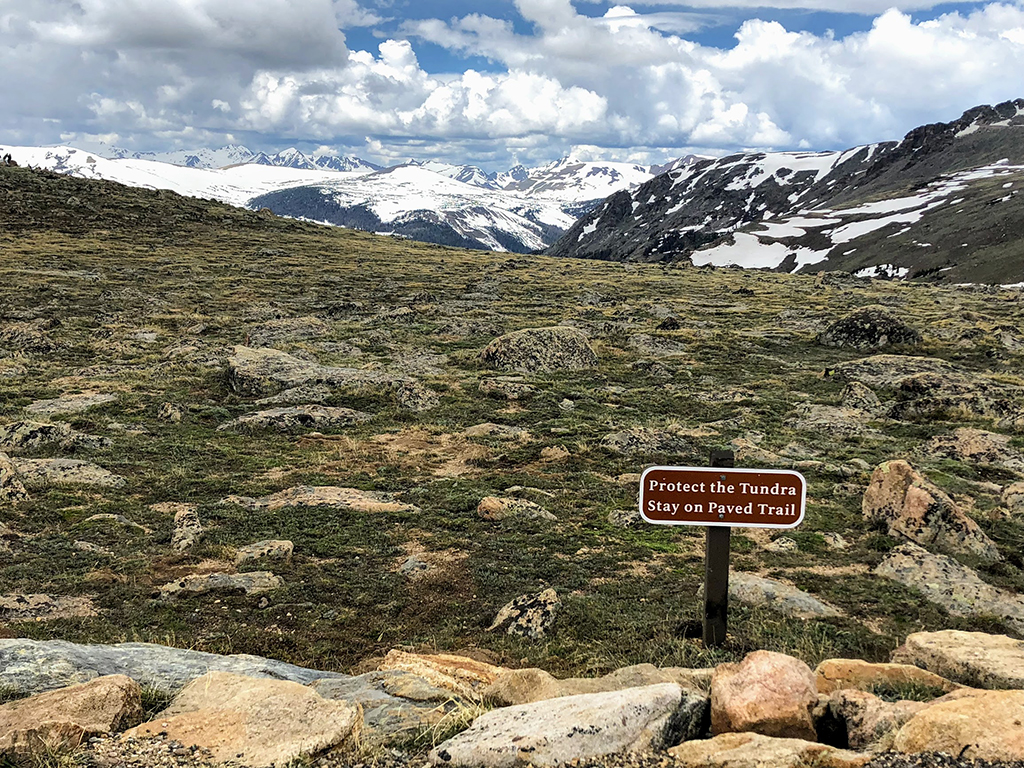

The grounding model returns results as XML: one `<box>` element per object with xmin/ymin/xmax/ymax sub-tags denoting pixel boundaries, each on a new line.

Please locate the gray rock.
<box><xmin>925</xmin><ymin>428</ymin><xmax>1024</xmax><ymax>473</ymax></box>
<box><xmin>1003</xmin><ymin>482</ymin><xmax>1024</xmax><ymax>515</ymax></box>
<box><xmin>0</xmin><ymin>639</ymin><xmax>350</xmax><ymax>698</ymax></box>
<box><xmin>839</xmin><ymin>382</ymin><xmax>883</xmax><ymax>415</ymax></box>
<box><xmin>0</xmin><ymin>451</ymin><xmax>28</xmax><ymax>502</ymax></box>
<box><xmin>828</xmin><ymin>689</ymin><xmax>926</xmax><ymax>750</ymax></box>
<box><xmin>170</xmin><ymin>506</ymin><xmax>203</xmax><ymax>552</ymax></box>
<box><xmin>478</xmin><ymin>377</ymin><xmax>535</xmax><ymax>400</ymax></box>
<box><xmin>481</xmin><ymin>327</ymin><xmax>597</xmax><ymax>373</ymax></box>
<box><xmin>818</xmin><ymin>308</ymin><xmax>921</xmax><ymax>350</ymax></box>
<box><xmin>24</xmin><ymin>393</ymin><xmax>117</xmax><ymax>416</ymax></box>
<box><xmin>254</xmin><ymin>383</ymin><xmax>334</xmax><ymax>406</ymax></box>
<box><xmin>235</xmin><ymin>540</ymin><xmax>293</xmax><ymax>566</ymax></box>
<box><xmin>763</xmin><ymin>537</ymin><xmax>798</xmax><ymax>553</ymax></box>
<box><xmin>217</xmin><ymin>405</ymin><xmax>373</xmax><ymax>433</ymax></box>
<box><xmin>875</xmin><ymin>543</ymin><xmax>1024</xmax><ymax>634</ymax></box>
<box><xmin>487</xmin><ymin>588</ymin><xmax>561</xmax><ymax>640</ymax></box>
<box><xmin>429</xmin><ymin>683</ymin><xmax>706</xmax><ymax>767</ymax></box>
<box><xmin>247</xmin><ymin>316</ymin><xmax>330</xmax><ymax>347</ymax></box>
<box><xmin>397</xmin><ymin>555</ymin><xmax>433</xmax><ymax>578</ymax></box>
<box><xmin>700</xmin><ymin>573</ymin><xmax>841</xmax><ymax>620</ymax></box>
<box><xmin>888</xmin><ymin>372</ymin><xmax>1020</xmax><ymax>422</ymax></box>
<box><xmin>157</xmin><ymin>572</ymin><xmax>283</xmax><ymax>600</ymax></box>
<box><xmin>790</xmin><ymin>404</ymin><xmax>876</xmax><ymax>437</ymax></box>
<box><xmin>891</xmin><ymin>630</ymin><xmax>1024</xmax><ymax>689</ymax></box>
<box><xmin>12</xmin><ymin>458</ymin><xmax>125</xmax><ymax>488</ymax></box>
<box><xmin>601</xmin><ymin>428</ymin><xmax>693</xmax><ymax>456</ymax></box>
<box><xmin>830</xmin><ymin>355</ymin><xmax>956</xmax><ymax>389</ymax></box>
<box><xmin>0</xmin><ymin>421</ymin><xmax>107</xmax><ymax>452</ymax></box>
<box><xmin>608</xmin><ymin>508</ymin><xmax>642</xmax><ymax>528</ymax></box>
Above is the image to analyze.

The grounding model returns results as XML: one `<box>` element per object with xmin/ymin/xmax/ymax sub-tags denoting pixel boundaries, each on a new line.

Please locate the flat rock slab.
<box><xmin>814</xmin><ymin>659</ymin><xmax>958</xmax><ymax>695</ymax></box>
<box><xmin>718</xmin><ymin>573</ymin><xmax>841</xmax><ymax>620</ymax></box>
<box><xmin>128</xmin><ymin>671</ymin><xmax>360</xmax><ymax>768</ymax></box>
<box><xmin>0</xmin><ymin>421</ymin><xmax>107</xmax><ymax>451</ymax></box>
<box><xmin>157</xmin><ymin>571</ymin><xmax>283</xmax><ymax>599</ymax></box>
<box><xmin>24</xmin><ymin>392</ymin><xmax>117</xmax><ymax>416</ymax></box>
<box><xmin>0</xmin><ymin>639</ymin><xmax>350</xmax><ymax>697</ymax></box>
<box><xmin>429</xmin><ymin>683</ymin><xmax>706</xmax><ymax>767</ymax></box>
<box><xmin>830</xmin><ymin>355</ymin><xmax>956</xmax><ymax>389</ymax></box>
<box><xmin>221</xmin><ymin>485</ymin><xmax>418</xmax><ymax>513</ymax></box>
<box><xmin>379</xmin><ymin>650</ymin><xmax>505</xmax><ymax>700</ymax></box>
<box><xmin>235</xmin><ymin>540</ymin><xmax>293</xmax><ymax>566</ymax></box>
<box><xmin>0</xmin><ymin>594</ymin><xmax>97</xmax><ymax>622</ymax></box>
<box><xmin>0</xmin><ymin>675</ymin><xmax>142</xmax><ymax>757</ymax></box>
<box><xmin>12</xmin><ymin>458</ymin><xmax>125</xmax><ymax>488</ymax></box>
<box><xmin>670</xmin><ymin>732</ymin><xmax>870</xmax><ymax>768</ymax></box>
<box><xmin>891</xmin><ymin>630</ymin><xmax>1024</xmax><ymax>689</ymax></box>
<box><xmin>894</xmin><ymin>689</ymin><xmax>1024</xmax><ymax>761</ymax></box>
<box><xmin>217</xmin><ymin>405</ymin><xmax>372</xmax><ymax>433</ymax></box>
<box><xmin>875</xmin><ymin>543</ymin><xmax>1024</xmax><ymax>634</ymax></box>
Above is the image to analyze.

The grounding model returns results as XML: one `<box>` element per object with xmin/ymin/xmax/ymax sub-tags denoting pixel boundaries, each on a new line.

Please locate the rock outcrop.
<box><xmin>221</xmin><ymin>485</ymin><xmax>418</xmax><ymax>513</ymax></box>
<box><xmin>817</xmin><ymin>307</ymin><xmax>921</xmax><ymax>350</ymax></box>
<box><xmin>890</xmin><ymin>630</ymin><xmax>1024</xmax><ymax>689</ymax></box>
<box><xmin>893</xmin><ymin>689</ymin><xmax>1024</xmax><ymax>761</ymax></box>
<box><xmin>480</xmin><ymin>327</ymin><xmax>597</xmax><ymax>373</ymax></box>
<box><xmin>217</xmin><ymin>405</ymin><xmax>373</xmax><ymax>433</ymax></box>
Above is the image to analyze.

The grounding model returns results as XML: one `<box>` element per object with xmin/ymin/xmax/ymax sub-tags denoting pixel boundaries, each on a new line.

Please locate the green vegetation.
<box><xmin>1</xmin><ymin>165</ymin><xmax>1023</xmax><ymax>679</ymax></box>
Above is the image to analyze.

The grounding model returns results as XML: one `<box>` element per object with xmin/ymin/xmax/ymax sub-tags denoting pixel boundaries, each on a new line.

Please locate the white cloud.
<box><xmin>576</xmin><ymin>0</ymin><xmax>989</xmax><ymax>11</ymax></box>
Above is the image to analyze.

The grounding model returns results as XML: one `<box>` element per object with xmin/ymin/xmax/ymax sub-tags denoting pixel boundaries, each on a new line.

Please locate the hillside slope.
<box><xmin>548</xmin><ymin>100</ymin><xmax>1024</xmax><ymax>284</ymax></box>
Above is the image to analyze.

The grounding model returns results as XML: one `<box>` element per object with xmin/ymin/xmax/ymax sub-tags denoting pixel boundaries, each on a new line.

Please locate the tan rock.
<box><xmin>828</xmin><ymin>689</ymin><xmax>927</xmax><ymax>749</ymax></box>
<box><xmin>711</xmin><ymin>651</ymin><xmax>818</xmax><ymax>740</ymax></box>
<box><xmin>157</xmin><ymin>571</ymin><xmax>282</xmax><ymax>599</ymax></box>
<box><xmin>1003</xmin><ymin>481</ymin><xmax>1024</xmax><ymax>515</ymax></box>
<box><xmin>862</xmin><ymin>460</ymin><xmax>1000</xmax><ymax>563</ymax></box>
<box><xmin>926</xmin><ymin>428</ymin><xmax>1024</xmax><ymax>472</ymax></box>
<box><xmin>222</xmin><ymin>485</ymin><xmax>418</xmax><ymax>514</ymax></box>
<box><xmin>484</xmin><ymin>664</ymin><xmax>712</xmax><ymax>706</ymax></box>
<box><xmin>669</xmin><ymin>732</ymin><xmax>870</xmax><ymax>768</ymax></box>
<box><xmin>894</xmin><ymin>690</ymin><xmax>1024</xmax><ymax>761</ymax></box>
<box><xmin>890</xmin><ymin>630</ymin><xmax>1024</xmax><ymax>689</ymax></box>
<box><xmin>0</xmin><ymin>451</ymin><xmax>28</xmax><ymax>502</ymax></box>
<box><xmin>378</xmin><ymin>651</ymin><xmax>505</xmax><ymax>700</ymax></box>
<box><xmin>0</xmin><ymin>675</ymin><xmax>142</xmax><ymax>756</ymax></box>
<box><xmin>127</xmin><ymin>671</ymin><xmax>360</xmax><ymax>768</ymax></box>
<box><xmin>815</xmin><ymin>659</ymin><xmax>959</xmax><ymax>695</ymax></box>
<box><xmin>235</xmin><ymin>540</ymin><xmax>294</xmax><ymax>566</ymax></box>
<box><xmin>476</xmin><ymin>496</ymin><xmax>556</xmax><ymax>521</ymax></box>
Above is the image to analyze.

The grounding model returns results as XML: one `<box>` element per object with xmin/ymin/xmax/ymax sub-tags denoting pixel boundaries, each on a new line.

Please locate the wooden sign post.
<box><xmin>638</xmin><ymin>452</ymin><xmax>806</xmax><ymax>648</ymax></box>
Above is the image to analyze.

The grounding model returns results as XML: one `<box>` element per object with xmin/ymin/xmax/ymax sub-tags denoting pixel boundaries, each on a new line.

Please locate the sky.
<box><xmin>1</xmin><ymin>0</ymin><xmax>1023</xmax><ymax>170</ymax></box>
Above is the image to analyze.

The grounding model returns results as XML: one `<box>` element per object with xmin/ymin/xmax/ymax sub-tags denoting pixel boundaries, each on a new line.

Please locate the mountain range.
<box><xmin>548</xmin><ymin>100</ymin><xmax>1024</xmax><ymax>285</ymax></box>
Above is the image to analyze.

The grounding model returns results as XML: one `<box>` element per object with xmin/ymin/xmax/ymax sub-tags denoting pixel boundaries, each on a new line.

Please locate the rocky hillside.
<box><xmin>548</xmin><ymin>100</ymin><xmax>1024</xmax><ymax>284</ymax></box>
<box><xmin>2</xmin><ymin>164</ymin><xmax>1024</xmax><ymax>763</ymax></box>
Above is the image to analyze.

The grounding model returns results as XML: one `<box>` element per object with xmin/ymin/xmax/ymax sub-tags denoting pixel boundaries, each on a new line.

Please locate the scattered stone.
<box><xmin>0</xmin><ymin>321</ymin><xmax>57</xmax><ymax>355</ymax></box>
<box><xmin>830</xmin><ymin>689</ymin><xmax>927</xmax><ymax>750</ymax></box>
<box><xmin>0</xmin><ymin>639</ymin><xmax>351</xmax><ymax>698</ymax></box>
<box><xmin>254</xmin><ymin>382</ymin><xmax>333</xmax><ymax>406</ymax></box>
<box><xmin>0</xmin><ymin>420</ymin><xmax>107</xmax><ymax>451</ymax></box>
<box><xmin>0</xmin><ymin>451</ymin><xmax>28</xmax><ymax>502</ymax></box>
<box><xmin>608</xmin><ymin>508</ymin><xmax>642</xmax><ymax>527</ymax></box>
<box><xmin>217</xmin><ymin>405</ymin><xmax>373</xmax><ymax>433</ymax></box>
<box><xmin>82</xmin><ymin>513</ymin><xmax>147</xmax><ymax>531</ymax></box>
<box><xmin>158</xmin><ymin>402</ymin><xmax>184</xmax><ymax>423</ymax></box>
<box><xmin>74</xmin><ymin>541</ymin><xmax>111</xmax><ymax>556</ymax></box>
<box><xmin>764</xmin><ymin>536</ymin><xmax>798</xmax><ymax>553</ymax></box>
<box><xmin>627</xmin><ymin>333</ymin><xmax>688</xmax><ymax>357</ymax></box>
<box><xmin>0</xmin><ymin>675</ymin><xmax>143</xmax><ymax>757</ymax></box>
<box><xmin>875</xmin><ymin>543</ymin><xmax>1024</xmax><ymax>634</ymax></box>
<box><xmin>791</xmin><ymin>404</ymin><xmax>876</xmax><ymax>437</ymax></box>
<box><xmin>12</xmin><ymin>458</ymin><xmax>126</xmax><ymax>488</ymax></box>
<box><xmin>824</xmin><ymin>532</ymin><xmax>850</xmax><ymax>550</ymax></box>
<box><xmin>24</xmin><ymin>392</ymin><xmax>117</xmax><ymax>416</ymax></box>
<box><xmin>862</xmin><ymin>460</ymin><xmax>1000</xmax><ymax>563</ymax></box>
<box><xmin>430</xmin><ymin>683</ymin><xmax>706</xmax><ymax>767</ymax></box>
<box><xmin>487</xmin><ymin>588</ymin><xmax>561</xmax><ymax>640</ymax></box>
<box><xmin>815</xmin><ymin>659</ymin><xmax>959</xmax><ymax>695</ymax></box>
<box><xmin>478</xmin><ymin>377</ymin><xmax>535</xmax><ymax>400</ymax></box>
<box><xmin>669</xmin><ymin>732</ymin><xmax>870</xmax><ymax>768</ymax></box>
<box><xmin>888</xmin><ymin>371</ymin><xmax>1018</xmax><ymax>422</ymax></box>
<box><xmin>818</xmin><ymin>307</ymin><xmax>921</xmax><ymax>350</ymax></box>
<box><xmin>128</xmin><ymin>671</ymin><xmax>360</xmax><ymax>768</ymax></box>
<box><xmin>701</xmin><ymin>573</ymin><xmax>840</xmax><ymax>620</ymax></box>
<box><xmin>711</xmin><ymin>650</ymin><xmax>819</xmax><ymax>740</ymax></box>
<box><xmin>890</xmin><ymin>630</ymin><xmax>1024</xmax><ymax>689</ymax></box>
<box><xmin>893</xmin><ymin>690</ymin><xmax>1024</xmax><ymax>761</ymax></box>
<box><xmin>480</xmin><ymin>326</ymin><xmax>597</xmax><ymax>373</ymax></box>
<box><xmin>157</xmin><ymin>572</ymin><xmax>283</xmax><ymax>600</ymax></box>
<box><xmin>170</xmin><ymin>505</ymin><xmax>203</xmax><ymax>552</ymax></box>
<box><xmin>484</xmin><ymin>664</ymin><xmax>713</xmax><ymax>706</ymax></box>
<box><xmin>247</xmin><ymin>316</ymin><xmax>330</xmax><ymax>347</ymax></box>
<box><xmin>601</xmin><ymin>427</ymin><xmax>693</xmax><ymax>456</ymax></box>
<box><xmin>0</xmin><ymin>594</ymin><xmax>98</xmax><ymax>622</ymax></box>
<box><xmin>477</xmin><ymin>496</ymin><xmax>556</xmax><ymax>522</ymax></box>
<box><xmin>378</xmin><ymin>651</ymin><xmax>504</xmax><ymax>700</ymax></box>
<box><xmin>829</xmin><ymin>355</ymin><xmax>955</xmax><ymax>389</ymax></box>
<box><xmin>840</xmin><ymin>382</ymin><xmax>884</xmax><ymax>414</ymax></box>
<box><xmin>925</xmin><ymin>428</ymin><xmax>1024</xmax><ymax>472</ymax></box>
<box><xmin>235</xmin><ymin>540</ymin><xmax>293</xmax><ymax>567</ymax></box>
<box><xmin>397</xmin><ymin>554</ymin><xmax>432</xmax><ymax>578</ymax></box>
<box><xmin>1003</xmin><ymin>482</ymin><xmax>1024</xmax><ymax>515</ymax></box>
<box><xmin>730</xmin><ymin>437</ymin><xmax>790</xmax><ymax>466</ymax></box>
<box><xmin>221</xmin><ymin>486</ymin><xmax>418</xmax><ymax>514</ymax></box>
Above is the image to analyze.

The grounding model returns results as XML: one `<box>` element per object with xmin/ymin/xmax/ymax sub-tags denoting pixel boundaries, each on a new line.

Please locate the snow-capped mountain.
<box><xmin>99</xmin><ymin>143</ymin><xmax>381</xmax><ymax>173</ymax></box>
<box><xmin>500</xmin><ymin>157</ymin><xmax>654</xmax><ymax>203</ymax></box>
<box><xmin>548</xmin><ymin>100</ymin><xmax>1024</xmax><ymax>284</ymax></box>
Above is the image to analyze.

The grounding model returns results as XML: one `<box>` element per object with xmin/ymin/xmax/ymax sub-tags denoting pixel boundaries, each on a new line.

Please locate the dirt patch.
<box><xmin>370</xmin><ymin>428</ymin><xmax>491</xmax><ymax>478</ymax></box>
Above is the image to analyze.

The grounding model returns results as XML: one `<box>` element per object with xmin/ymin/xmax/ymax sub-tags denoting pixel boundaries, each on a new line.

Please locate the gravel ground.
<box><xmin>76</xmin><ymin>740</ymin><xmax>1024</xmax><ymax>768</ymax></box>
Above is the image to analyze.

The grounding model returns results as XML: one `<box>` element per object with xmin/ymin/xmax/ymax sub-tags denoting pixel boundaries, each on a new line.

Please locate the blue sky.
<box><xmin>1</xmin><ymin>0</ymin><xmax>1022</xmax><ymax>169</ymax></box>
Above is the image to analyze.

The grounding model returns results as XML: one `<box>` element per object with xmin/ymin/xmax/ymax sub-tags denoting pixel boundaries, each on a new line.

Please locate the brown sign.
<box><xmin>640</xmin><ymin>465</ymin><xmax>806</xmax><ymax>529</ymax></box>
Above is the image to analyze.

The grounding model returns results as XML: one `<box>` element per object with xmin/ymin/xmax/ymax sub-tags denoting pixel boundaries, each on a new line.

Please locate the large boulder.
<box><xmin>169</xmin><ymin>504</ymin><xmax>202</xmax><ymax>552</ymax></box>
<box><xmin>24</xmin><ymin>392</ymin><xmax>117</xmax><ymax>416</ymax></box>
<box><xmin>429</xmin><ymin>683</ymin><xmax>706</xmax><ymax>767</ymax></box>
<box><xmin>710</xmin><ymin>651</ymin><xmax>818</xmax><ymax>740</ymax></box>
<box><xmin>875</xmin><ymin>543</ymin><xmax>1024</xmax><ymax>634</ymax></box>
<box><xmin>0</xmin><ymin>421</ymin><xmax>106</xmax><ymax>451</ymax></box>
<box><xmin>890</xmin><ymin>630</ymin><xmax>1024</xmax><ymax>689</ymax></box>
<box><xmin>893</xmin><ymin>690</ymin><xmax>1024</xmax><ymax>761</ymax></box>
<box><xmin>484</xmin><ymin>664</ymin><xmax>712</xmax><ymax>707</ymax></box>
<box><xmin>862</xmin><ymin>460</ymin><xmax>1000</xmax><ymax>563</ymax></box>
<box><xmin>0</xmin><ymin>639</ymin><xmax>350</xmax><ymax>698</ymax></box>
<box><xmin>127</xmin><ymin>671</ymin><xmax>360</xmax><ymax>768</ymax></box>
<box><xmin>480</xmin><ymin>327</ymin><xmax>597</xmax><ymax>373</ymax></box>
<box><xmin>830</xmin><ymin>355</ymin><xmax>954</xmax><ymax>388</ymax></box>
<box><xmin>669</xmin><ymin>732</ymin><xmax>869</xmax><ymax>768</ymax></box>
<box><xmin>1004</xmin><ymin>481</ymin><xmax>1024</xmax><ymax>515</ymax></box>
<box><xmin>0</xmin><ymin>675</ymin><xmax>142</xmax><ymax>757</ymax></box>
<box><xmin>888</xmin><ymin>371</ymin><xmax>1019</xmax><ymax>422</ymax></box>
<box><xmin>817</xmin><ymin>307</ymin><xmax>921</xmax><ymax>350</ymax></box>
